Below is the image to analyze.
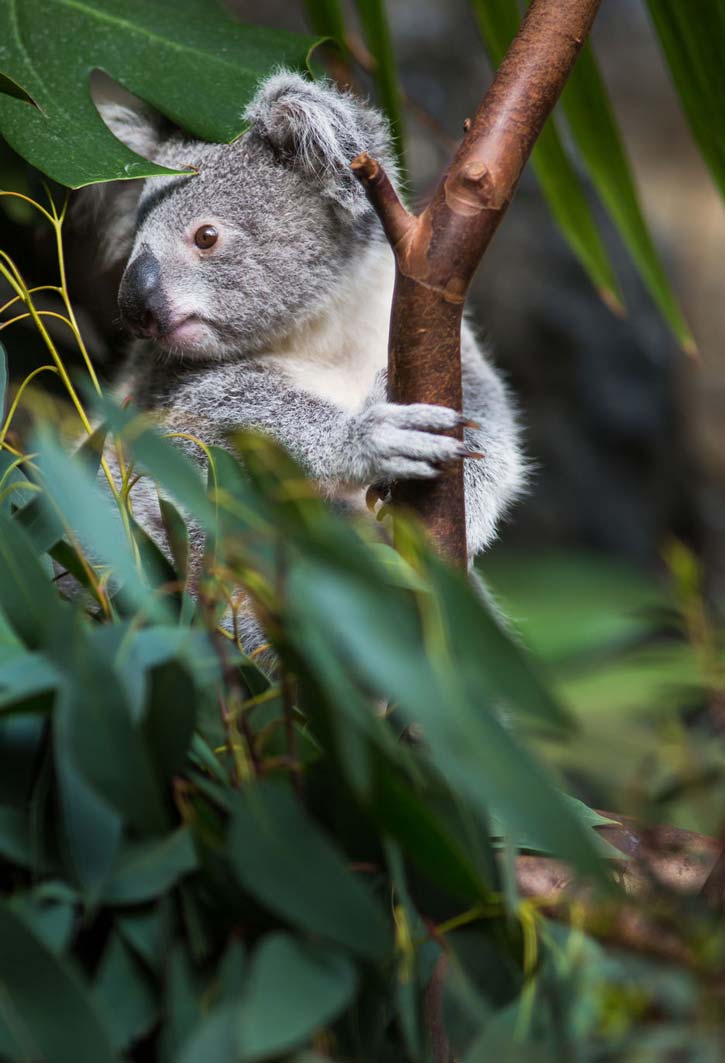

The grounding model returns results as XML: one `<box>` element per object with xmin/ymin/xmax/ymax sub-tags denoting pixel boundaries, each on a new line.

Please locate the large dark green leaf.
<box><xmin>228</xmin><ymin>779</ymin><xmax>391</xmax><ymax>962</ymax></box>
<box><xmin>49</xmin><ymin>614</ymin><xmax>170</xmax><ymax>836</ymax></box>
<box><xmin>369</xmin><ymin>759</ymin><xmax>494</xmax><ymax>904</ymax></box>
<box><xmin>291</xmin><ymin>564</ymin><xmax>604</xmax><ymax>876</ymax></box>
<box><xmin>238</xmin><ymin>934</ymin><xmax>357</xmax><ymax>1060</ymax></box>
<box><xmin>0</xmin><ymin>0</ymin><xmax>320</xmax><ymax>187</ymax></box>
<box><xmin>0</xmin><ymin>805</ymin><xmax>50</xmax><ymax>869</ymax></box>
<box><xmin>104</xmin><ymin>827</ymin><xmax>197</xmax><ymax>904</ymax></box>
<box><xmin>8</xmin><ymin>884</ymin><xmax>77</xmax><ymax>954</ymax></box>
<box><xmin>92</xmin><ymin>932</ymin><xmax>158</xmax><ymax>1050</ymax></box>
<box><xmin>0</xmin><ymin>509</ymin><xmax>64</xmax><ymax>648</ymax></box>
<box><xmin>55</xmin><ymin>754</ymin><xmax>122</xmax><ymax>901</ymax></box>
<box><xmin>0</xmin><ymin>902</ymin><xmax>119</xmax><ymax>1063</ymax></box>
<box><xmin>647</xmin><ymin>0</ymin><xmax>725</xmax><ymax>204</ymax></box>
<box><xmin>116</xmin><ymin>898</ymin><xmax>174</xmax><ymax>975</ymax></box>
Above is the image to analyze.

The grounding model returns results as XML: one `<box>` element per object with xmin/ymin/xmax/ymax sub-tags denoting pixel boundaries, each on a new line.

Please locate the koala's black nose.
<box><xmin>118</xmin><ymin>249</ymin><xmax>170</xmax><ymax>337</ymax></box>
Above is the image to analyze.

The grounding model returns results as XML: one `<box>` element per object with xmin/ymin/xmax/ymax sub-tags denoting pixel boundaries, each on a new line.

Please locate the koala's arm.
<box><xmin>163</xmin><ymin>363</ymin><xmax>473</xmax><ymax>494</ymax></box>
<box><xmin>459</xmin><ymin>324</ymin><xmax>526</xmax><ymax>556</ymax></box>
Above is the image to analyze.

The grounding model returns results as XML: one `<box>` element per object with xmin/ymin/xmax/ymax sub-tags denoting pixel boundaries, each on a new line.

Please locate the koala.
<box><xmin>87</xmin><ymin>72</ymin><xmax>525</xmax><ymax>655</ymax></box>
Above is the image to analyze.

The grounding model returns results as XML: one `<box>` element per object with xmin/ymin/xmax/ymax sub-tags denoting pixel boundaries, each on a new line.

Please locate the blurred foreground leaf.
<box><xmin>0</xmin><ymin>902</ymin><xmax>118</xmax><ymax>1063</ymax></box>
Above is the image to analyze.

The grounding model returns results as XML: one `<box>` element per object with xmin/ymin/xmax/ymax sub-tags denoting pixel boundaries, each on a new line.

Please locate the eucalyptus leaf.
<box><xmin>0</xmin><ymin>0</ymin><xmax>321</xmax><ymax>187</ymax></box>
<box><xmin>228</xmin><ymin>779</ymin><xmax>391</xmax><ymax>962</ymax></box>
<box><xmin>0</xmin><ymin>902</ymin><xmax>119</xmax><ymax>1063</ymax></box>
<box><xmin>93</xmin><ymin>932</ymin><xmax>158</xmax><ymax>1050</ymax></box>
<box><xmin>104</xmin><ymin>827</ymin><xmax>197</xmax><ymax>905</ymax></box>
<box><xmin>238</xmin><ymin>933</ymin><xmax>357</xmax><ymax>1061</ymax></box>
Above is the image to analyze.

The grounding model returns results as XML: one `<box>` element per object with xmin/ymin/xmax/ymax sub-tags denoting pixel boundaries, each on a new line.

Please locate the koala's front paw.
<box><xmin>346</xmin><ymin>402</ymin><xmax>478</xmax><ymax>483</ymax></box>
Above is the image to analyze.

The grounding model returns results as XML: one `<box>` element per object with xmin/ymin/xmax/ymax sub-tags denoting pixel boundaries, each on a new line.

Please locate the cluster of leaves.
<box><xmin>1</xmin><ymin>356</ymin><xmax>723</xmax><ymax>1061</ymax></box>
<box><xmin>0</xmin><ymin>297</ymin><xmax>614</xmax><ymax>1060</ymax></box>
<box><xmin>0</xmin><ymin>188</ymin><xmax>723</xmax><ymax>1053</ymax></box>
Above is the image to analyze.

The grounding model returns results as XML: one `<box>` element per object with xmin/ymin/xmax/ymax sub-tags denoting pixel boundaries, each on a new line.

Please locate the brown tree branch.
<box><xmin>352</xmin><ymin>0</ymin><xmax>603</xmax><ymax>561</ymax></box>
<box><xmin>516</xmin><ymin>815</ymin><xmax>723</xmax><ymax>965</ymax></box>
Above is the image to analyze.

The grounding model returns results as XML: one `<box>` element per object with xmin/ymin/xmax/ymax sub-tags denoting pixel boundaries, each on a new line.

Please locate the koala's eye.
<box><xmin>194</xmin><ymin>225</ymin><xmax>219</xmax><ymax>250</ymax></box>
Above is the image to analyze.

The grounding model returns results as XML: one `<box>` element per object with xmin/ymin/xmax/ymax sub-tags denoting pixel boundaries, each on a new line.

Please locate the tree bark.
<box><xmin>352</xmin><ymin>0</ymin><xmax>603</xmax><ymax>562</ymax></box>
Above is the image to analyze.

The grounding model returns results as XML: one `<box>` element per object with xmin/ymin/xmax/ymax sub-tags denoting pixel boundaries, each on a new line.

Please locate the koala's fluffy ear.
<box><xmin>244</xmin><ymin>71</ymin><xmax>398</xmax><ymax>216</ymax></box>
<box><xmin>75</xmin><ymin>103</ymin><xmax>161</xmax><ymax>269</ymax></box>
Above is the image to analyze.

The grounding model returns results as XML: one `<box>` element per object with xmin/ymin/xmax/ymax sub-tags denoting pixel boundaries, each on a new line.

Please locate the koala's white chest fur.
<box><xmin>258</xmin><ymin>243</ymin><xmax>395</xmax><ymax>412</ymax></box>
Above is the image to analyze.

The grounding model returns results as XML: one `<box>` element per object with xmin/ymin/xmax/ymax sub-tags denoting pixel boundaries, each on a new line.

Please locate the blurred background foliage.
<box><xmin>1</xmin><ymin>0</ymin><xmax>725</xmax><ymax>1060</ymax></box>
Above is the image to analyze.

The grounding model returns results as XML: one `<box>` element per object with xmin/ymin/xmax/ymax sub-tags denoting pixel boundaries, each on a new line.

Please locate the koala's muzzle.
<box><xmin>118</xmin><ymin>250</ymin><xmax>171</xmax><ymax>338</ymax></box>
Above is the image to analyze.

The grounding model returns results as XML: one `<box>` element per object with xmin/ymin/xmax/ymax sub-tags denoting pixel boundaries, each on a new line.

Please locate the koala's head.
<box><xmin>90</xmin><ymin>72</ymin><xmax>398</xmax><ymax>360</ymax></box>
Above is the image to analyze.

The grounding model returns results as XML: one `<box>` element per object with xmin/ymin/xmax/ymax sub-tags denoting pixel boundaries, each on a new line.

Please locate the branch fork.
<box><xmin>352</xmin><ymin>0</ymin><xmax>604</xmax><ymax>562</ymax></box>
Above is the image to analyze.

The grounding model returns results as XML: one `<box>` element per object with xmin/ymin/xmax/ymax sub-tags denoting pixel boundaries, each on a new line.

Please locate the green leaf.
<box><xmin>469</xmin><ymin>0</ymin><xmax>622</xmax><ymax>311</ymax></box>
<box><xmin>562</xmin><ymin>43</ymin><xmax>695</xmax><ymax>354</ymax></box>
<box><xmin>55</xmin><ymin>754</ymin><xmax>122</xmax><ymax>901</ymax></box>
<box><xmin>289</xmin><ymin>560</ymin><xmax>605</xmax><ymax>880</ymax></box>
<box><xmin>104</xmin><ymin>827</ymin><xmax>197</xmax><ymax>905</ymax></box>
<box><xmin>0</xmin><ymin>451</ymin><xmax>36</xmax><ymax>514</ymax></box>
<box><xmin>34</xmin><ymin>427</ymin><xmax>171</xmax><ymax>623</ymax></box>
<box><xmin>0</xmin><ymin>509</ymin><xmax>63</xmax><ymax>648</ymax></box>
<box><xmin>646</xmin><ymin>0</ymin><xmax>725</xmax><ymax>205</ymax></box>
<box><xmin>49</xmin><ymin>614</ymin><xmax>170</xmax><ymax>836</ymax></box>
<box><xmin>9</xmin><ymin>886</ymin><xmax>76</xmax><ymax>953</ymax></box>
<box><xmin>0</xmin><ymin>902</ymin><xmax>119</xmax><ymax>1063</ymax></box>
<box><xmin>159</xmin><ymin>943</ymin><xmax>204</xmax><ymax>1063</ymax></box>
<box><xmin>0</xmin><ymin>1</ymin><xmax>320</xmax><ymax>188</ymax></box>
<box><xmin>93</xmin><ymin>396</ymin><xmax>216</xmax><ymax>530</ymax></box>
<box><xmin>92</xmin><ymin>932</ymin><xmax>158</xmax><ymax>1050</ymax></box>
<box><xmin>159</xmin><ymin>497</ymin><xmax>189</xmax><ymax>580</ymax></box>
<box><xmin>228</xmin><ymin>779</ymin><xmax>391</xmax><ymax>962</ymax></box>
<box><xmin>369</xmin><ymin>760</ymin><xmax>493</xmax><ymax>904</ymax></box>
<box><xmin>143</xmin><ymin>660</ymin><xmax>197</xmax><ymax>781</ymax></box>
<box><xmin>352</xmin><ymin>0</ymin><xmax>406</xmax><ymax>174</ymax></box>
<box><xmin>0</xmin><ymin>805</ymin><xmax>50</xmax><ymax>870</ymax></box>
<box><xmin>116</xmin><ymin>898</ymin><xmax>173</xmax><ymax>975</ymax></box>
<box><xmin>238</xmin><ymin>934</ymin><xmax>357</xmax><ymax>1061</ymax></box>
<box><xmin>0</xmin><ymin>651</ymin><xmax>60</xmax><ymax>710</ymax></box>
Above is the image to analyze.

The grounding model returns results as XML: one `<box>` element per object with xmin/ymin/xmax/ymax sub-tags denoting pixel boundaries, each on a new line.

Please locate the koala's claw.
<box><xmin>346</xmin><ymin>401</ymin><xmax>474</xmax><ymax>484</ymax></box>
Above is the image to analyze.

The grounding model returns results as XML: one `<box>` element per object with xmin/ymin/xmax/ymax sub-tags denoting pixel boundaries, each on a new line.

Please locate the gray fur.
<box><xmin>89</xmin><ymin>72</ymin><xmax>525</xmax><ymax>653</ymax></box>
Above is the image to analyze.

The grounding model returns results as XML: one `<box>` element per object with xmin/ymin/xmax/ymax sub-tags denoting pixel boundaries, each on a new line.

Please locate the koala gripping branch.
<box><xmin>352</xmin><ymin>0</ymin><xmax>603</xmax><ymax>563</ymax></box>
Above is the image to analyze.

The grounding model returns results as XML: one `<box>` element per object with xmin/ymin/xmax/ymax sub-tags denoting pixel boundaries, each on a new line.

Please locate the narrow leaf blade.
<box><xmin>562</xmin><ymin>43</ymin><xmax>695</xmax><ymax>354</ymax></box>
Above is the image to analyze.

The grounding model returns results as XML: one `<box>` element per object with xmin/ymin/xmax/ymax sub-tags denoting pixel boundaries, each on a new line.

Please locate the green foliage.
<box><xmin>0</xmin><ymin>0</ymin><xmax>320</xmax><ymax>187</ymax></box>
<box><xmin>0</xmin><ymin>372</ymin><xmax>722</xmax><ymax>1057</ymax></box>
<box><xmin>647</xmin><ymin>0</ymin><xmax>725</xmax><ymax>204</ymax></box>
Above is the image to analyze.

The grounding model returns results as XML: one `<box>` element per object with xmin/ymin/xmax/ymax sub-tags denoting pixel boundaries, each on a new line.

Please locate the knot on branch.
<box><xmin>444</xmin><ymin>158</ymin><xmax>501</xmax><ymax>218</ymax></box>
